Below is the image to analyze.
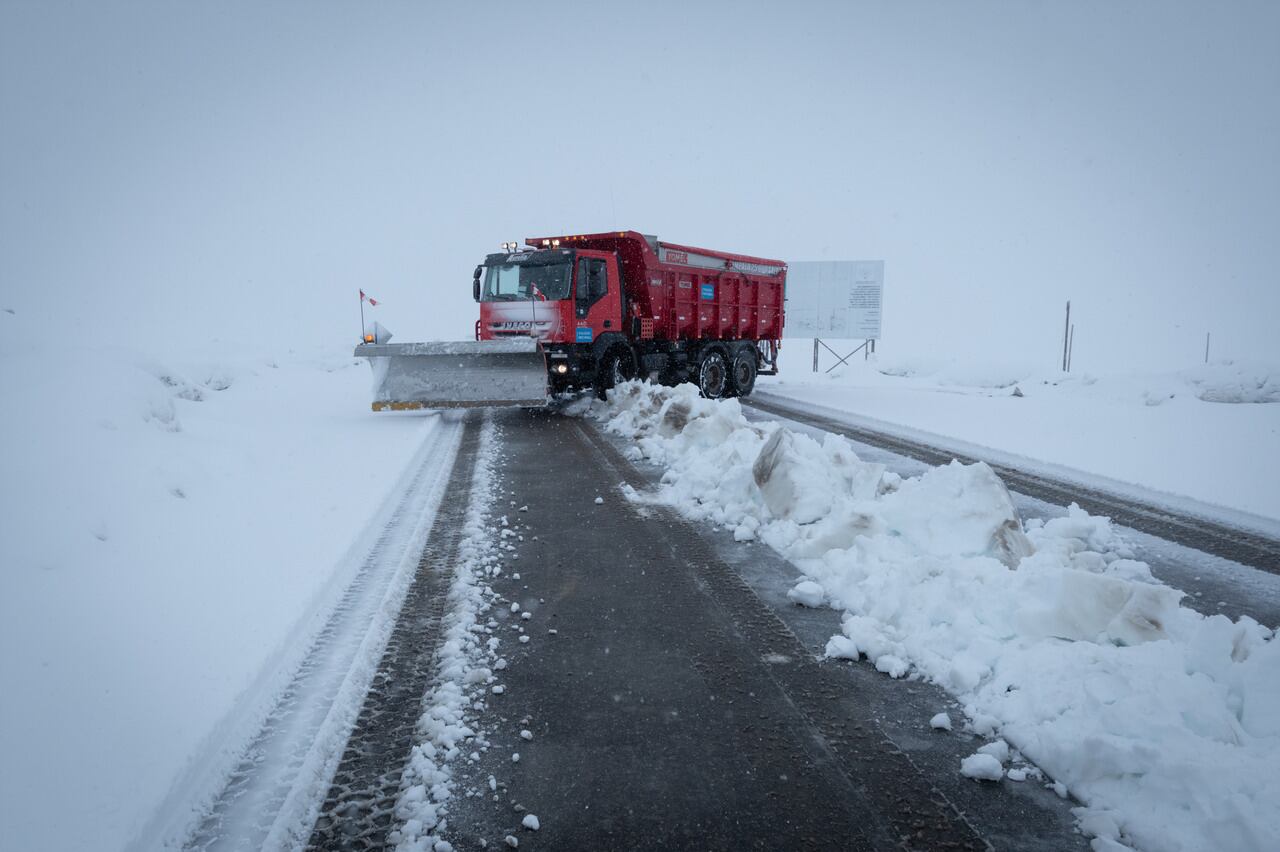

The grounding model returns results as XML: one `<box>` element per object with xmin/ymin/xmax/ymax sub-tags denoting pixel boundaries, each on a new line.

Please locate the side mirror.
<box><xmin>473</xmin><ymin>266</ymin><xmax>482</xmax><ymax>302</ymax></box>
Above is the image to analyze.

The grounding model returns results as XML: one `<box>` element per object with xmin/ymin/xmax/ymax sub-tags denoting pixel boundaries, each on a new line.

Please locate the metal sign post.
<box><xmin>813</xmin><ymin>338</ymin><xmax>872</xmax><ymax>372</ymax></box>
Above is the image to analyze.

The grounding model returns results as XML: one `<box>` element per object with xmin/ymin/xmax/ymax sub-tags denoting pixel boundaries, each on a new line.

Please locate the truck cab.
<box><xmin>475</xmin><ymin>247</ymin><xmax>624</xmax><ymax>391</ymax></box>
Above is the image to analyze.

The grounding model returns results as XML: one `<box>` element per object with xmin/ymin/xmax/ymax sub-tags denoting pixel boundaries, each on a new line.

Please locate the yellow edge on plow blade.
<box><xmin>371</xmin><ymin>398</ymin><xmax>545</xmax><ymax>411</ymax></box>
<box><xmin>355</xmin><ymin>338</ymin><xmax>550</xmax><ymax>410</ymax></box>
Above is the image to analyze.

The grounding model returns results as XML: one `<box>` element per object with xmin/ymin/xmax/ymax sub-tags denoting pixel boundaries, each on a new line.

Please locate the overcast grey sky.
<box><xmin>2</xmin><ymin>0</ymin><xmax>1277</xmax><ymax>371</ymax></box>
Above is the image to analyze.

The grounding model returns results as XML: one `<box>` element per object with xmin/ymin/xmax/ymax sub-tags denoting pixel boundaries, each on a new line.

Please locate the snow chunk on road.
<box><xmin>1015</xmin><ymin>563</ymin><xmax>1184</xmax><ymax>645</ymax></box>
<box><xmin>878</xmin><ymin>458</ymin><xmax>1033</xmax><ymax>569</ymax></box>
<box><xmin>521</xmin><ymin>814</ymin><xmax>540</xmax><ymax>831</ymax></box>
<box><xmin>874</xmin><ymin>654</ymin><xmax>909</xmax><ymax>678</ymax></box>
<box><xmin>960</xmin><ymin>753</ymin><xmax>1004</xmax><ymax>781</ymax></box>
<box><xmin>594</xmin><ymin>496</ymin><xmax>604</xmax><ymax>505</ymax></box>
<box><xmin>787</xmin><ymin>580</ymin><xmax>825</xmax><ymax>607</ymax></box>
<box><xmin>753</xmin><ymin>428</ymin><xmax>837</xmax><ymax>523</ymax></box>
<box><xmin>977</xmin><ymin>739</ymin><xmax>1010</xmax><ymax>764</ymax></box>
<box><xmin>929</xmin><ymin>713</ymin><xmax>952</xmax><ymax>731</ymax></box>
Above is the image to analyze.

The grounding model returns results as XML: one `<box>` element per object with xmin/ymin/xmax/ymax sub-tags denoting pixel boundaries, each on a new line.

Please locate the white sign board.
<box><xmin>783</xmin><ymin>261</ymin><xmax>884</xmax><ymax>339</ymax></box>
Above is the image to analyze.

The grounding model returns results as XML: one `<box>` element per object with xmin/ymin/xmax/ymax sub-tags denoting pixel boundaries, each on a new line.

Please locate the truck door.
<box><xmin>572</xmin><ymin>250</ymin><xmax>623</xmax><ymax>345</ymax></box>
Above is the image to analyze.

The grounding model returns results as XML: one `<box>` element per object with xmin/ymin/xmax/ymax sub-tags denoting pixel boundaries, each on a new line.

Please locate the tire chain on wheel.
<box><xmin>728</xmin><ymin>348</ymin><xmax>757</xmax><ymax>397</ymax></box>
<box><xmin>698</xmin><ymin>350</ymin><xmax>728</xmax><ymax>399</ymax></box>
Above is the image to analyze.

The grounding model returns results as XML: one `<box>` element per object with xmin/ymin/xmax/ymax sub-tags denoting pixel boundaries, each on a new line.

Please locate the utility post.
<box><xmin>1062</xmin><ymin>301</ymin><xmax>1071</xmax><ymax>371</ymax></box>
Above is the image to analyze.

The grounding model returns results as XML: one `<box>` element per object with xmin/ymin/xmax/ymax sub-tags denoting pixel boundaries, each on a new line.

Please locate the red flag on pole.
<box><xmin>360</xmin><ymin>289</ymin><xmax>380</xmax><ymax>306</ymax></box>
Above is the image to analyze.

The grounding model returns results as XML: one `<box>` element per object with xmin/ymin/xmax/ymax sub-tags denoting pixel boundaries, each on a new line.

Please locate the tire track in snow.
<box><xmin>174</xmin><ymin>415</ymin><xmax>467</xmax><ymax>852</ymax></box>
<box><xmin>305</xmin><ymin>418</ymin><xmax>483</xmax><ymax>851</ymax></box>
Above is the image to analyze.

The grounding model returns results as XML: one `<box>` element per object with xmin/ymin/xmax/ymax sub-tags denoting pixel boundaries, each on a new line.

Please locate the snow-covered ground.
<box><xmin>597</xmin><ymin>381</ymin><xmax>1279</xmax><ymax>852</ymax></box>
<box><xmin>764</xmin><ymin>355</ymin><xmax>1280</xmax><ymax>523</ymax></box>
<box><xmin>0</xmin><ymin>309</ymin><xmax>436</xmax><ymax>851</ymax></box>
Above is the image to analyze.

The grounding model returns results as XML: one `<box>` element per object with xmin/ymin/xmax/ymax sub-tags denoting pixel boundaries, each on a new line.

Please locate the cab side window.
<box><xmin>576</xmin><ymin>257</ymin><xmax>608</xmax><ymax>314</ymax></box>
<box><xmin>589</xmin><ymin>259</ymin><xmax>607</xmax><ymax>298</ymax></box>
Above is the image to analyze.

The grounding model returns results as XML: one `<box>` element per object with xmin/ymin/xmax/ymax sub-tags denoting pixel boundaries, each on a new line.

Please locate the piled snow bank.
<box><xmin>0</xmin><ymin>323</ymin><xmax>434</xmax><ymax>852</ymax></box>
<box><xmin>599</xmin><ymin>381</ymin><xmax>1280</xmax><ymax>852</ymax></box>
<box><xmin>767</xmin><ymin>356</ymin><xmax>1280</xmax><ymax>522</ymax></box>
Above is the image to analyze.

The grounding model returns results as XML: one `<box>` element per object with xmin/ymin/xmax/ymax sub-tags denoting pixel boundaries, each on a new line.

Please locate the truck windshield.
<box><xmin>482</xmin><ymin>262</ymin><xmax>572</xmax><ymax>301</ymax></box>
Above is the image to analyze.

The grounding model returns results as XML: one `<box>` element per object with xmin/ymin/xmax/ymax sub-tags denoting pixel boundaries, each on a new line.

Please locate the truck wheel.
<box><xmin>596</xmin><ymin>347</ymin><xmax>635</xmax><ymax>399</ymax></box>
<box><xmin>729</xmin><ymin>349</ymin><xmax>757</xmax><ymax>397</ymax></box>
<box><xmin>697</xmin><ymin>350</ymin><xmax>729</xmax><ymax>399</ymax></box>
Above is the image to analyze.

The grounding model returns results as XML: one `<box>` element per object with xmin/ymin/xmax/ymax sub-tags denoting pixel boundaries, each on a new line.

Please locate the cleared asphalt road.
<box><xmin>437</xmin><ymin>410</ymin><xmax>1084</xmax><ymax>851</ymax></box>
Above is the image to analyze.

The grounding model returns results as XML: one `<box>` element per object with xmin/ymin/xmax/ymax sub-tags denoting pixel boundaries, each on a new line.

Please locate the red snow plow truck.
<box><xmin>356</xmin><ymin>230</ymin><xmax>786</xmax><ymax>410</ymax></box>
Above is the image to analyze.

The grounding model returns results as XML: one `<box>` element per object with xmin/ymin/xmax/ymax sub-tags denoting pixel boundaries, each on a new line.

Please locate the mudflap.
<box><xmin>355</xmin><ymin>339</ymin><xmax>549</xmax><ymax>410</ymax></box>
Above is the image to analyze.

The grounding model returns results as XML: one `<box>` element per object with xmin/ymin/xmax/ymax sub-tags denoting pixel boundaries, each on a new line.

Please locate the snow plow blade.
<box><xmin>355</xmin><ymin>338</ymin><xmax>549</xmax><ymax>410</ymax></box>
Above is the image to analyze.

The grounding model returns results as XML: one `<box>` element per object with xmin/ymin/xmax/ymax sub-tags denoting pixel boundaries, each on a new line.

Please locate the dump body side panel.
<box><xmin>524</xmin><ymin>231</ymin><xmax>786</xmax><ymax>345</ymax></box>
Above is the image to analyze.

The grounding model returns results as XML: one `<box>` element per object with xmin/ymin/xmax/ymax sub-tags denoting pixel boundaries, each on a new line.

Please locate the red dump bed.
<box><xmin>525</xmin><ymin>231</ymin><xmax>786</xmax><ymax>343</ymax></box>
